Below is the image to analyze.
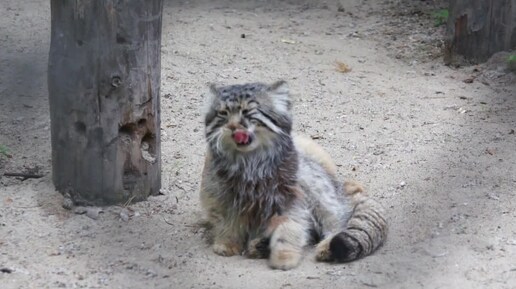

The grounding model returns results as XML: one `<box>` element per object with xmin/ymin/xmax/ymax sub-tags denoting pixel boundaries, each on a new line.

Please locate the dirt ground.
<box><xmin>1</xmin><ymin>0</ymin><xmax>516</xmax><ymax>288</ymax></box>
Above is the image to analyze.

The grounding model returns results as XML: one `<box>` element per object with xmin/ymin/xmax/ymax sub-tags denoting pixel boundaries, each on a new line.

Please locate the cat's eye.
<box><xmin>217</xmin><ymin>110</ymin><xmax>228</xmax><ymax>117</ymax></box>
<box><xmin>241</xmin><ymin>109</ymin><xmax>250</xmax><ymax>115</ymax></box>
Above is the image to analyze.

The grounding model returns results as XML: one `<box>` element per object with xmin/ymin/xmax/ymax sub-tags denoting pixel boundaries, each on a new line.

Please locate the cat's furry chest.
<box><xmin>212</xmin><ymin>152</ymin><xmax>299</xmax><ymax>229</ymax></box>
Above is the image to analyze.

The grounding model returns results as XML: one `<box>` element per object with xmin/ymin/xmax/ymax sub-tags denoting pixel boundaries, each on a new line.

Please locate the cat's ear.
<box><xmin>208</xmin><ymin>83</ymin><xmax>219</xmax><ymax>98</ymax></box>
<box><xmin>203</xmin><ymin>83</ymin><xmax>220</xmax><ymax>118</ymax></box>
<box><xmin>268</xmin><ymin>80</ymin><xmax>291</xmax><ymax>113</ymax></box>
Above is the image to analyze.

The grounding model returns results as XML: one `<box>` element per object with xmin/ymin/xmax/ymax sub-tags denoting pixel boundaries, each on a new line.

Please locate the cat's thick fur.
<box><xmin>200</xmin><ymin>81</ymin><xmax>387</xmax><ymax>270</ymax></box>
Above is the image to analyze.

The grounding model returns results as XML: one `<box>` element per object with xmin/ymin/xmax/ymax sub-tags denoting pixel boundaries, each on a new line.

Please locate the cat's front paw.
<box><xmin>213</xmin><ymin>241</ymin><xmax>242</xmax><ymax>256</ymax></box>
<box><xmin>268</xmin><ymin>249</ymin><xmax>302</xmax><ymax>270</ymax></box>
<box><xmin>246</xmin><ymin>237</ymin><xmax>270</xmax><ymax>259</ymax></box>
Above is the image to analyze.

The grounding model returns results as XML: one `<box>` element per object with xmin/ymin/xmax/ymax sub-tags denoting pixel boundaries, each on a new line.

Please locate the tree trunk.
<box><xmin>48</xmin><ymin>0</ymin><xmax>163</xmax><ymax>205</ymax></box>
<box><xmin>445</xmin><ymin>0</ymin><xmax>516</xmax><ymax>65</ymax></box>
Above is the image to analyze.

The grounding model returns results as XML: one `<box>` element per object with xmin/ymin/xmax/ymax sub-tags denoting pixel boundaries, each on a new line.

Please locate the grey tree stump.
<box><xmin>48</xmin><ymin>0</ymin><xmax>163</xmax><ymax>205</ymax></box>
<box><xmin>445</xmin><ymin>0</ymin><xmax>516</xmax><ymax>64</ymax></box>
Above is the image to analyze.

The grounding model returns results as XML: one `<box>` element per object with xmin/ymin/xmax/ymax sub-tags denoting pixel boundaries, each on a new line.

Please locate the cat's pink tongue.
<box><xmin>233</xmin><ymin>130</ymin><xmax>250</xmax><ymax>145</ymax></box>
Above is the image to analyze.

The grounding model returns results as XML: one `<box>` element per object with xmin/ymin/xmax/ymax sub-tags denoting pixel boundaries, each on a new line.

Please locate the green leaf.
<box><xmin>0</xmin><ymin>144</ymin><xmax>9</xmax><ymax>157</ymax></box>
<box><xmin>433</xmin><ymin>9</ymin><xmax>449</xmax><ymax>27</ymax></box>
<box><xmin>509</xmin><ymin>55</ymin><xmax>516</xmax><ymax>72</ymax></box>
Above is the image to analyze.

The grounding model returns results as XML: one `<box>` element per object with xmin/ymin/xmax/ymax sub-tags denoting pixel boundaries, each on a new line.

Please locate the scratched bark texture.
<box><xmin>445</xmin><ymin>0</ymin><xmax>516</xmax><ymax>64</ymax></box>
<box><xmin>47</xmin><ymin>0</ymin><xmax>163</xmax><ymax>205</ymax></box>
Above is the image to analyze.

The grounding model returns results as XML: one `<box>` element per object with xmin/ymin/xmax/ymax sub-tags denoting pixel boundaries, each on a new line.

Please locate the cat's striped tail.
<box><xmin>329</xmin><ymin>181</ymin><xmax>388</xmax><ymax>262</ymax></box>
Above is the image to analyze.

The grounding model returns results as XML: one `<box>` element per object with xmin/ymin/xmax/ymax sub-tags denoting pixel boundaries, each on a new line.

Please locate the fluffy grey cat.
<box><xmin>200</xmin><ymin>81</ymin><xmax>387</xmax><ymax>270</ymax></box>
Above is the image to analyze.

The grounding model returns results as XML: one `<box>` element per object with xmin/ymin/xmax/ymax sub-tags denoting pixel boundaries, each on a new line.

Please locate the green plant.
<box><xmin>433</xmin><ymin>9</ymin><xmax>449</xmax><ymax>27</ymax></box>
<box><xmin>0</xmin><ymin>145</ymin><xmax>9</xmax><ymax>157</ymax></box>
<box><xmin>508</xmin><ymin>54</ymin><xmax>516</xmax><ymax>71</ymax></box>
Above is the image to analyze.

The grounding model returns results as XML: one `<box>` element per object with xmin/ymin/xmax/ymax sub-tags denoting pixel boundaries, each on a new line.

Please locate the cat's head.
<box><xmin>203</xmin><ymin>81</ymin><xmax>293</xmax><ymax>155</ymax></box>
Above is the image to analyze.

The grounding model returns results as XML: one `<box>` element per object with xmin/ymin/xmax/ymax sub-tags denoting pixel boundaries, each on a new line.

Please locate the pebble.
<box><xmin>73</xmin><ymin>206</ymin><xmax>87</xmax><ymax>214</ymax></box>
<box><xmin>506</xmin><ymin>239</ymin><xmax>516</xmax><ymax>246</ymax></box>
<box><xmin>326</xmin><ymin>270</ymin><xmax>343</xmax><ymax>276</ymax></box>
<box><xmin>85</xmin><ymin>207</ymin><xmax>102</xmax><ymax>220</ymax></box>
<box><xmin>486</xmin><ymin>192</ymin><xmax>500</xmax><ymax>200</ymax></box>
<box><xmin>120</xmin><ymin>209</ymin><xmax>130</xmax><ymax>222</ymax></box>
<box><xmin>423</xmin><ymin>247</ymin><xmax>448</xmax><ymax>258</ymax></box>
<box><xmin>62</xmin><ymin>197</ymin><xmax>74</xmax><ymax>210</ymax></box>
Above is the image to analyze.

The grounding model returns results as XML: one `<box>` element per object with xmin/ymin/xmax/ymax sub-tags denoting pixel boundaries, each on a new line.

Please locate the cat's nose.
<box><xmin>227</xmin><ymin>122</ymin><xmax>239</xmax><ymax>131</ymax></box>
<box><xmin>227</xmin><ymin>114</ymin><xmax>245</xmax><ymax>131</ymax></box>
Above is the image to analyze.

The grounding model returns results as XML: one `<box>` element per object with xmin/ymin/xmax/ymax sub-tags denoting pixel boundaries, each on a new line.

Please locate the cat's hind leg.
<box><xmin>268</xmin><ymin>206</ymin><xmax>310</xmax><ymax>270</ymax></box>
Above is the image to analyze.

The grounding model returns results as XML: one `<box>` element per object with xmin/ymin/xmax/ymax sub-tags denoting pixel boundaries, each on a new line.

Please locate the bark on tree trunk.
<box><xmin>445</xmin><ymin>0</ymin><xmax>516</xmax><ymax>65</ymax></box>
<box><xmin>48</xmin><ymin>0</ymin><xmax>163</xmax><ymax>205</ymax></box>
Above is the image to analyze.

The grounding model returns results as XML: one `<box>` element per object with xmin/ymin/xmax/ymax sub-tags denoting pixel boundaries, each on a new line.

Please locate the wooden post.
<box><xmin>48</xmin><ymin>0</ymin><xmax>163</xmax><ymax>205</ymax></box>
<box><xmin>445</xmin><ymin>0</ymin><xmax>516</xmax><ymax>64</ymax></box>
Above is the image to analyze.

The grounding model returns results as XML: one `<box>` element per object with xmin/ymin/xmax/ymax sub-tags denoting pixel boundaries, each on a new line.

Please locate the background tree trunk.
<box><xmin>445</xmin><ymin>0</ymin><xmax>516</xmax><ymax>65</ymax></box>
<box><xmin>48</xmin><ymin>0</ymin><xmax>163</xmax><ymax>205</ymax></box>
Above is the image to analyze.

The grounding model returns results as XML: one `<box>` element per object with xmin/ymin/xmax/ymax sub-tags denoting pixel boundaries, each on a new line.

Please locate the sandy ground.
<box><xmin>1</xmin><ymin>0</ymin><xmax>516</xmax><ymax>288</ymax></box>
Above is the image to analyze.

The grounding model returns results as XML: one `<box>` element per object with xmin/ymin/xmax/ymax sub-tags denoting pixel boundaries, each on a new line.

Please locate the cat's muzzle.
<box><xmin>232</xmin><ymin>129</ymin><xmax>253</xmax><ymax>147</ymax></box>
